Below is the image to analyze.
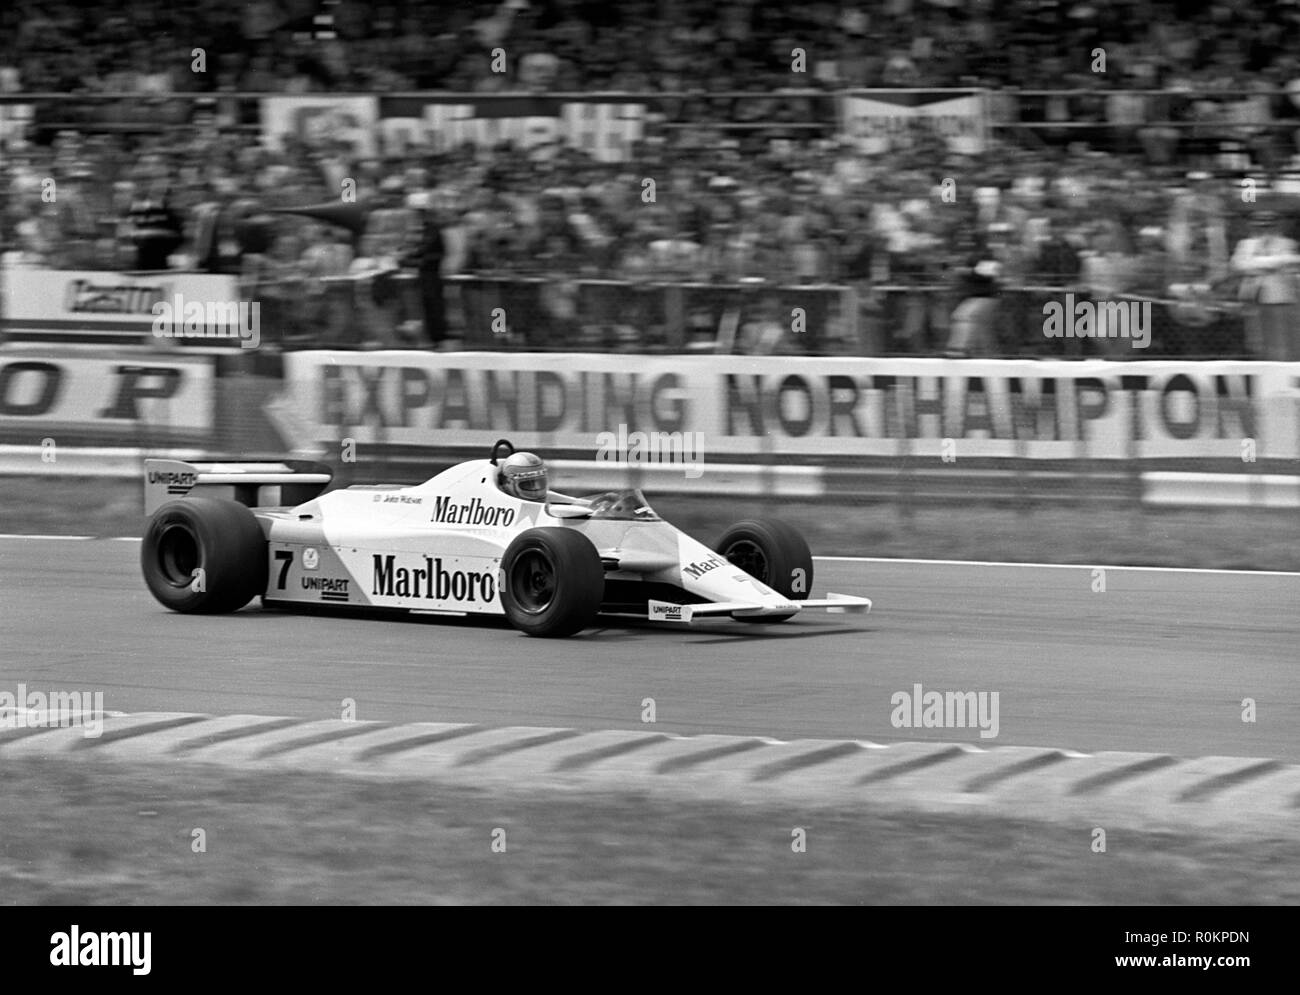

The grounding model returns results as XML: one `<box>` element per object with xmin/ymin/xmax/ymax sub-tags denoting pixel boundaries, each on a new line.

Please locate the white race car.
<box><xmin>140</xmin><ymin>440</ymin><xmax>871</xmax><ymax>637</ymax></box>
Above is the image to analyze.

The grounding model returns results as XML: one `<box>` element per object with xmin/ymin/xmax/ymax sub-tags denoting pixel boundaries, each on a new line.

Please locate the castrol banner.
<box><xmin>1</xmin><ymin>268</ymin><xmax>242</xmax><ymax>345</ymax></box>
<box><xmin>280</xmin><ymin>353</ymin><xmax>1300</xmax><ymax>460</ymax></box>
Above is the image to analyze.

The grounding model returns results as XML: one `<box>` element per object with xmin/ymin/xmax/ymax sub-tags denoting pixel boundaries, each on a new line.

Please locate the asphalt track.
<box><xmin>1</xmin><ymin>537</ymin><xmax>1297</xmax><ymax>761</ymax></box>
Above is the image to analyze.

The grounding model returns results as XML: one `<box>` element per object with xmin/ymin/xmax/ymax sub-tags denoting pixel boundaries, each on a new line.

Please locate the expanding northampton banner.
<box><xmin>839</xmin><ymin>89</ymin><xmax>988</xmax><ymax>155</ymax></box>
<box><xmin>280</xmin><ymin>353</ymin><xmax>1300</xmax><ymax>461</ymax></box>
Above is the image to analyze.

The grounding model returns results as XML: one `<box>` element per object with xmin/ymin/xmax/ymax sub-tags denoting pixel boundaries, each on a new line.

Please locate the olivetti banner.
<box><xmin>282</xmin><ymin>353</ymin><xmax>1300</xmax><ymax>460</ymax></box>
<box><xmin>374</xmin><ymin>95</ymin><xmax>646</xmax><ymax>161</ymax></box>
<box><xmin>259</xmin><ymin>95</ymin><xmax>646</xmax><ymax>162</ymax></box>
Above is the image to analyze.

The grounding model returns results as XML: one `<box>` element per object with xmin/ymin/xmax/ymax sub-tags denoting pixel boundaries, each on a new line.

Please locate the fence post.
<box><xmin>842</xmin><ymin>284</ymin><xmax>859</xmax><ymax>354</ymax></box>
<box><xmin>760</xmin><ymin>430</ymin><xmax>775</xmax><ymax>510</ymax></box>
<box><xmin>1074</xmin><ymin>420</ymin><xmax>1089</xmax><ymax>508</ymax></box>
<box><xmin>1126</xmin><ymin>390</ymin><xmax>1144</xmax><ymax>526</ymax></box>
<box><xmin>663</xmin><ymin>283</ymin><xmax>684</xmax><ymax>350</ymax></box>
<box><xmin>896</xmin><ymin>431</ymin><xmax>914</xmax><ymax>530</ymax></box>
<box><xmin>1014</xmin><ymin>411</ymin><xmax>1031</xmax><ymax>519</ymax></box>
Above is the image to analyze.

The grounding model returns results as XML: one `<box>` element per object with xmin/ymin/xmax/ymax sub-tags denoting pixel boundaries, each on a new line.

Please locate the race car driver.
<box><xmin>497</xmin><ymin>452</ymin><xmax>587</xmax><ymax>505</ymax></box>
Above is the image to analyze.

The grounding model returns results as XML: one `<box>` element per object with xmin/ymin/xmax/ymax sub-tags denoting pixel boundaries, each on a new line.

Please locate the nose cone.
<box><xmin>675</xmin><ymin>533</ymin><xmax>790</xmax><ymax>607</ymax></box>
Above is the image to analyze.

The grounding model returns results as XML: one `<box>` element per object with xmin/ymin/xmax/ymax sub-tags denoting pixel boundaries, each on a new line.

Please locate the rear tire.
<box><xmin>141</xmin><ymin>498</ymin><xmax>267</xmax><ymax>613</ymax></box>
<box><xmin>499</xmin><ymin>528</ymin><xmax>604</xmax><ymax>637</ymax></box>
<box><xmin>714</xmin><ymin>518</ymin><xmax>813</xmax><ymax>623</ymax></box>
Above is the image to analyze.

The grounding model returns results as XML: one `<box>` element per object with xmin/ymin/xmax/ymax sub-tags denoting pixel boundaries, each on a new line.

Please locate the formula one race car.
<box><xmin>139</xmin><ymin>440</ymin><xmax>871</xmax><ymax>637</ymax></box>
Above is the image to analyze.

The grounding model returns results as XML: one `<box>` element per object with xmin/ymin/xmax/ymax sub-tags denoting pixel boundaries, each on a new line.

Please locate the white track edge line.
<box><xmin>814</xmin><ymin>555</ymin><xmax>1300</xmax><ymax>577</ymax></box>
<box><xmin>0</xmin><ymin>534</ymin><xmax>95</xmax><ymax>540</ymax></box>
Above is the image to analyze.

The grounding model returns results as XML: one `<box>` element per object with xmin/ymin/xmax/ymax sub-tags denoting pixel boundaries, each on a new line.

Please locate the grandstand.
<box><xmin>3</xmin><ymin>0</ymin><xmax>1300</xmax><ymax>358</ymax></box>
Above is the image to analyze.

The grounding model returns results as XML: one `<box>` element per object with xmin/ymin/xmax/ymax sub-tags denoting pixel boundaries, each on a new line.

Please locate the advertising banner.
<box><xmin>281</xmin><ymin>353</ymin><xmax>1300</xmax><ymax>461</ymax></box>
<box><xmin>261</xmin><ymin>94</ymin><xmax>645</xmax><ymax>161</ymax></box>
<box><xmin>1</xmin><ymin>269</ymin><xmax>243</xmax><ymax>343</ymax></box>
<box><xmin>0</xmin><ymin>349</ymin><xmax>214</xmax><ymax>438</ymax></box>
<box><xmin>260</xmin><ymin>95</ymin><xmax>380</xmax><ymax>156</ymax></box>
<box><xmin>0</xmin><ymin>100</ymin><xmax>33</xmax><ymax>148</ymax></box>
<box><xmin>376</xmin><ymin>95</ymin><xmax>646</xmax><ymax>161</ymax></box>
<box><xmin>839</xmin><ymin>89</ymin><xmax>988</xmax><ymax>154</ymax></box>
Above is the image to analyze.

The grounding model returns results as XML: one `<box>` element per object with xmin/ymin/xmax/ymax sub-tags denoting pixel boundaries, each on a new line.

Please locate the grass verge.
<box><xmin>1</xmin><ymin>759</ymin><xmax>1296</xmax><ymax>905</ymax></box>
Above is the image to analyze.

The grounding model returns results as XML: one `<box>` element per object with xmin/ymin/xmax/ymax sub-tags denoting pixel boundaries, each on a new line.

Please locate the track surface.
<box><xmin>2</xmin><ymin>538</ymin><xmax>1297</xmax><ymax>760</ymax></box>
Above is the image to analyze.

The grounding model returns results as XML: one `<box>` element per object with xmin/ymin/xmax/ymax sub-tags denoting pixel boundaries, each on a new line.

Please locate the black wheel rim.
<box><xmin>510</xmin><ymin>548</ymin><xmax>556</xmax><ymax>615</ymax></box>
<box><xmin>157</xmin><ymin>523</ymin><xmax>200</xmax><ymax>587</ymax></box>
<box><xmin>722</xmin><ymin>539</ymin><xmax>768</xmax><ymax>583</ymax></box>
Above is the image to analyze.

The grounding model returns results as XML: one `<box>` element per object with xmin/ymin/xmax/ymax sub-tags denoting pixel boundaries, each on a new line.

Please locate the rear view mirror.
<box><xmin>548</xmin><ymin>504</ymin><xmax>593</xmax><ymax>519</ymax></box>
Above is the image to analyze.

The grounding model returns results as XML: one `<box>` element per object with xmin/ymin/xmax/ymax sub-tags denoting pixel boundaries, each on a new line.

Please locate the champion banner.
<box><xmin>840</xmin><ymin>89</ymin><xmax>988</xmax><ymax>154</ymax></box>
<box><xmin>281</xmin><ymin>353</ymin><xmax>1300</xmax><ymax>461</ymax></box>
<box><xmin>375</xmin><ymin>96</ymin><xmax>646</xmax><ymax>161</ymax></box>
<box><xmin>0</xmin><ymin>348</ymin><xmax>214</xmax><ymax>439</ymax></box>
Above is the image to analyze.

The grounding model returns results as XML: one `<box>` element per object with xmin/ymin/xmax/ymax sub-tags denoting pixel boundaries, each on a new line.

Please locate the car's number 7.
<box><xmin>274</xmin><ymin>550</ymin><xmax>293</xmax><ymax>589</ymax></box>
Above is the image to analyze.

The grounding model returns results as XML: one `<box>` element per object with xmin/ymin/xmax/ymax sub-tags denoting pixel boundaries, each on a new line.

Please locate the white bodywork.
<box><xmin>147</xmin><ymin>456</ymin><xmax>872</xmax><ymax>622</ymax></box>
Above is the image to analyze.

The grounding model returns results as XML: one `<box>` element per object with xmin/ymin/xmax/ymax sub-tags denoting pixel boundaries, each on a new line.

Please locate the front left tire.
<box><xmin>499</xmin><ymin>527</ymin><xmax>604</xmax><ymax>637</ymax></box>
<box><xmin>714</xmin><ymin>518</ymin><xmax>814</xmax><ymax>623</ymax></box>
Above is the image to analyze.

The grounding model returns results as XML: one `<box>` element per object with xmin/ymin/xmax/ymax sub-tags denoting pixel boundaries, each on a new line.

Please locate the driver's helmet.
<box><xmin>499</xmin><ymin>451</ymin><xmax>548</xmax><ymax>501</ymax></box>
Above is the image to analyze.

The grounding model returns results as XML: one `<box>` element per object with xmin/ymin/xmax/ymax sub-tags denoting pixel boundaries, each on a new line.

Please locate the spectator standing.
<box><xmin>1079</xmin><ymin>216</ymin><xmax>1137</xmax><ymax>357</ymax></box>
<box><xmin>736</xmin><ymin>294</ymin><xmax>789</xmax><ymax>355</ymax></box>
<box><xmin>52</xmin><ymin>164</ymin><xmax>102</xmax><ymax>268</ymax></box>
<box><xmin>402</xmin><ymin>194</ymin><xmax>449</xmax><ymax>348</ymax></box>
<box><xmin>1028</xmin><ymin>210</ymin><xmax>1082</xmax><ymax>287</ymax></box>
<box><xmin>1231</xmin><ymin>208</ymin><xmax>1300</xmax><ymax>360</ymax></box>
<box><xmin>127</xmin><ymin>159</ymin><xmax>183</xmax><ymax>270</ymax></box>
<box><xmin>1130</xmin><ymin>226</ymin><xmax>1172</xmax><ymax>300</ymax></box>
<box><xmin>1</xmin><ymin>210</ymin><xmax>54</xmax><ymax>268</ymax></box>
<box><xmin>945</xmin><ymin>235</ymin><xmax>1002</xmax><ymax>358</ymax></box>
<box><xmin>300</xmin><ymin>223</ymin><xmax>354</xmax><ymax>347</ymax></box>
<box><xmin>1167</xmin><ymin>175</ymin><xmax>1229</xmax><ymax>286</ymax></box>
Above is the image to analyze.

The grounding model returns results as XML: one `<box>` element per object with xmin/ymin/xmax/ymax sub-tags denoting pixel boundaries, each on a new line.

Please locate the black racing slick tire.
<box><xmin>141</xmin><ymin>498</ymin><xmax>268</xmax><ymax>613</ymax></box>
<box><xmin>499</xmin><ymin>528</ymin><xmax>604</xmax><ymax>637</ymax></box>
<box><xmin>714</xmin><ymin>518</ymin><xmax>814</xmax><ymax>623</ymax></box>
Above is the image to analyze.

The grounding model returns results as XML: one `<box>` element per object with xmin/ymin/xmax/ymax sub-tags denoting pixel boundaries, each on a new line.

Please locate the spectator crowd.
<box><xmin>4</xmin><ymin>0</ymin><xmax>1300</xmax><ymax>358</ymax></box>
<box><xmin>7</xmin><ymin>0</ymin><xmax>1300</xmax><ymax>95</ymax></box>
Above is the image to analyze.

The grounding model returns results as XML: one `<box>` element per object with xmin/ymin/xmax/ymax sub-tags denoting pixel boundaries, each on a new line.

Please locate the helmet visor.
<box><xmin>512</xmin><ymin>470</ymin><xmax>547</xmax><ymax>500</ymax></box>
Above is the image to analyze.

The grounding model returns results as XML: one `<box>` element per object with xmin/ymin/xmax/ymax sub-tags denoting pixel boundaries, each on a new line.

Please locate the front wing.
<box><xmin>647</xmin><ymin>592</ymin><xmax>871</xmax><ymax>623</ymax></box>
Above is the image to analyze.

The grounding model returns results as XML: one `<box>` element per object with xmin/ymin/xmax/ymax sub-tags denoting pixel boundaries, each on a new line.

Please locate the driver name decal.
<box><xmin>432</xmin><ymin>496</ymin><xmax>516</xmax><ymax>527</ymax></box>
<box><xmin>372</xmin><ymin>554</ymin><xmax>497</xmax><ymax>603</ymax></box>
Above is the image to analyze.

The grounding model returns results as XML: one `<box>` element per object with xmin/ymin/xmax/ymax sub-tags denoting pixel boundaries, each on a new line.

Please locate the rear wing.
<box><xmin>144</xmin><ymin>458</ymin><xmax>332</xmax><ymax>515</ymax></box>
